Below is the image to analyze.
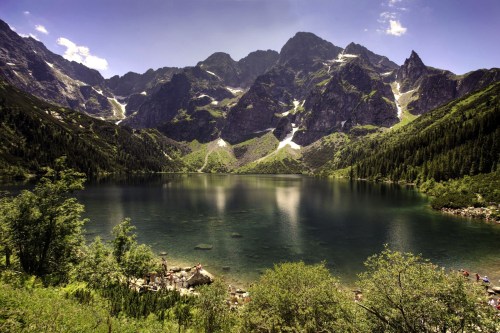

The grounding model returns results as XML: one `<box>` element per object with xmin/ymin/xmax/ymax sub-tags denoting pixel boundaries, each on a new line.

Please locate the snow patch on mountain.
<box><xmin>392</xmin><ymin>82</ymin><xmax>417</xmax><ymax>120</ymax></box>
<box><xmin>217</xmin><ymin>138</ymin><xmax>227</xmax><ymax>147</ymax></box>
<box><xmin>163</xmin><ymin>151</ymin><xmax>173</xmax><ymax>160</ymax></box>
<box><xmin>206</xmin><ymin>70</ymin><xmax>221</xmax><ymax>80</ymax></box>
<box><xmin>254</xmin><ymin>128</ymin><xmax>274</xmax><ymax>134</ymax></box>
<box><xmin>277</xmin><ymin>124</ymin><xmax>300</xmax><ymax>150</ymax></box>
<box><xmin>333</xmin><ymin>50</ymin><xmax>358</xmax><ymax>64</ymax></box>
<box><xmin>226</xmin><ymin>87</ymin><xmax>243</xmax><ymax>95</ymax></box>
<box><xmin>393</xmin><ymin>82</ymin><xmax>403</xmax><ymax>119</ymax></box>
<box><xmin>108</xmin><ymin>97</ymin><xmax>127</xmax><ymax>119</ymax></box>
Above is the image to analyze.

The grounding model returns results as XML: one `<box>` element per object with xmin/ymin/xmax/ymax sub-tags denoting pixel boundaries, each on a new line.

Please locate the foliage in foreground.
<box><xmin>1</xmin><ymin>165</ymin><xmax>498</xmax><ymax>332</ymax></box>
<box><xmin>1</xmin><ymin>248</ymin><xmax>499</xmax><ymax>333</ymax></box>
<box><xmin>358</xmin><ymin>247</ymin><xmax>499</xmax><ymax>333</ymax></box>
<box><xmin>242</xmin><ymin>262</ymin><xmax>364</xmax><ymax>332</ymax></box>
<box><xmin>0</xmin><ymin>158</ymin><xmax>87</xmax><ymax>284</ymax></box>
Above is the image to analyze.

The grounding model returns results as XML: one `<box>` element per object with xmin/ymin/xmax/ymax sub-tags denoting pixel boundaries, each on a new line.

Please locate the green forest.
<box><xmin>1</xmin><ymin>76</ymin><xmax>499</xmax><ymax>217</ymax></box>
<box><xmin>320</xmin><ymin>81</ymin><xmax>500</xmax><ymax>216</ymax></box>
<box><xmin>1</xmin><ymin>167</ymin><xmax>499</xmax><ymax>332</ymax></box>
<box><xmin>0</xmin><ymin>80</ymin><xmax>189</xmax><ymax>178</ymax></box>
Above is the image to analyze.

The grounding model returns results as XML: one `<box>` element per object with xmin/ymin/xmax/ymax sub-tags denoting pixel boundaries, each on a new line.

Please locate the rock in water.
<box><xmin>231</xmin><ymin>232</ymin><xmax>243</xmax><ymax>238</ymax></box>
<box><xmin>186</xmin><ymin>269</ymin><xmax>214</xmax><ymax>287</ymax></box>
<box><xmin>195</xmin><ymin>243</ymin><xmax>213</xmax><ymax>250</ymax></box>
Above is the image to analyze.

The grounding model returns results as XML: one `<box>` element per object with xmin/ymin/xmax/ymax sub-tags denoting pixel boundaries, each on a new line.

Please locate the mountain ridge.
<box><xmin>0</xmin><ymin>17</ymin><xmax>499</xmax><ymax>181</ymax></box>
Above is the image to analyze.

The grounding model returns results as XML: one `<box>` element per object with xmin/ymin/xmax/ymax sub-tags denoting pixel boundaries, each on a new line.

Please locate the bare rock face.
<box><xmin>222</xmin><ymin>67</ymin><xmax>296</xmax><ymax>143</ymax></box>
<box><xmin>0</xmin><ymin>19</ymin><xmax>120</xmax><ymax>119</ymax></box>
<box><xmin>106</xmin><ymin>67</ymin><xmax>181</xmax><ymax>97</ymax></box>
<box><xmin>238</xmin><ymin>50</ymin><xmax>280</xmax><ymax>87</ymax></box>
<box><xmin>2</xmin><ymin>17</ymin><xmax>498</xmax><ymax>154</ymax></box>
<box><xmin>396</xmin><ymin>50</ymin><xmax>500</xmax><ymax>115</ymax></box>
<box><xmin>344</xmin><ymin>42</ymin><xmax>398</xmax><ymax>73</ymax></box>
<box><xmin>278</xmin><ymin>32</ymin><xmax>342</xmax><ymax>70</ymax></box>
<box><xmin>294</xmin><ymin>57</ymin><xmax>398</xmax><ymax>145</ymax></box>
<box><xmin>396</xmin><ymin>51</ymin><xmax>428</xmax><ymax>92</ymax></box>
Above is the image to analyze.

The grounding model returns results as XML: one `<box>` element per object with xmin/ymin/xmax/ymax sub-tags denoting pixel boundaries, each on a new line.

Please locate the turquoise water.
<box><xmin>77</xmin><ymin>174</ymin><xmax>500</xmax><ymax>286</ymax></box>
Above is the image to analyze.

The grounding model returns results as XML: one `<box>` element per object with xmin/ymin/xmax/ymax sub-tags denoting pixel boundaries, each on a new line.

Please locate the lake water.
<box><xmin>77</xmin><ymin>174</ymin><xmax>500</xmax><ymax>286</ymax></box>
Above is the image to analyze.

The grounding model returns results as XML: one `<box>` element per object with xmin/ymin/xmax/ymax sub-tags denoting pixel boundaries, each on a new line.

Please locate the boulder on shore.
<box><xmin>186</xmin><ymin>269</ymin><xmax>214</xmax><ymax>287</ymax></box>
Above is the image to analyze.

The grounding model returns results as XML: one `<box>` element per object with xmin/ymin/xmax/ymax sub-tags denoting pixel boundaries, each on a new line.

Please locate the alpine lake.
<box><xmin>77</xmin><ymin>174</ymin><xmax>500</xmax><ymax>287</ymax></box>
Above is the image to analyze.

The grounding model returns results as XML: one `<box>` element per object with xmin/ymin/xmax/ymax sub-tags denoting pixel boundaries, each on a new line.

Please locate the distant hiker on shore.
<box><xmin>161</xmin><ymin>257</ymin><xmax>168</xmax><ymax>275</ymax></box>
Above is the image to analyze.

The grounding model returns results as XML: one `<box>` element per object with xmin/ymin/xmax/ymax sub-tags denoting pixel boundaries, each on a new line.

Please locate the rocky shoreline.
<box><xmin>441</xmin><ymin>206</ymin><xmax>500</xmax><ymax>223</ymax></box>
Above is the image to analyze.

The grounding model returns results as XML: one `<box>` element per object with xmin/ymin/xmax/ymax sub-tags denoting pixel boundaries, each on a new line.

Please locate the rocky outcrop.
<box><xmin>396</xmin><ymin>50</ymin><xmax>500</xmax><ymax>115</ymax></box>
<box><xmin>441</xmin><ymin>206</ymin><xmax>499</xmax><ymax>222</ymax></box>
<box><xmin>344</xmin><ymin>42</ymin><xmax>398</xmax><ymax>73</ymax></box>
<box><xmin>238</xmin><ymin>50</ymin><xmax>279</xmax><ymax>87</ymax></box>
<box><xmin>123</xmin><ymin>72</ymin><xmax>192</xmax><ymax>128</ymax></box>
<box><xmin>294</xmin><ymin>57</ymin><xmax>398</xmax><ymax>145</ymax></box>
<box><xmin>396</xmin><ymin>51</ymin><xmax>429</xmax><ymax>92</ymax></box>
<box><xmin>278</xmin><ymin>32</ymin><xmax>342</xmax><ymax>69</ymax></box>
<box><xmin>222</xmin><ymin>67</ymin><xmax>295</xmax><ymax>143</ymax></box>
<box><xmin>0</xmin><ymin>19</ymin><xmax>120</xmax><ymax>119</ymax></box>
<box><xmin>106</xmin><ymin>67</ymin><xmax>181</xmax><ymax>97</ymax></box>
<box><xmin>197</xmin><ymin>52</ymin><xmax>241</xmax><ymax>87</ymax></box>
<box><xmin>196</xmin><ymin>50</ymin><xmax>279</xmax><ymax>88</ymax></box>
<box><xmin>186</xmin><ymin>269</ymin><xmax>214</xmax><ymax>287</ymax></box>
<box><xmin>123</xmin><ymin>66</ymin><xmax>233</xmax><ymax>142</ymax></box>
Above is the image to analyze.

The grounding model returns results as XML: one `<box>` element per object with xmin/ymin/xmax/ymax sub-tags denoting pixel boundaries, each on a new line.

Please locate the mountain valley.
<box><xmin>0</xmin><ymin>17</ymin><xmax>498</xmax><ymax>203</ymax></box>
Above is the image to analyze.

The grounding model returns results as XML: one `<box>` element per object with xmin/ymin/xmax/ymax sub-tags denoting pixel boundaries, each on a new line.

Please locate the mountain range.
<box><xmin>0</xmin><ymin>18</ymin><xmax>498</xmax><ymax>179</ymax></box>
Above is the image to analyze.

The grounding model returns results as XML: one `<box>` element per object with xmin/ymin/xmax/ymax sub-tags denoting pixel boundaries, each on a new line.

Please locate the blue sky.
<box><xmin>1</xmin><ymin>0</ymin><xmax>499</xmax><ymax>78</ymax></box>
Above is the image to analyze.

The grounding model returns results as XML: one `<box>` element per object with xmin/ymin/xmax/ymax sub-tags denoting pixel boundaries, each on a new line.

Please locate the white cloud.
<box><xmin>23</xmin><ymin>11</ymin><xmax>30</xmax><ymax>15</ymax></box>
<box><xmin>57</xmin><ymin>37</ymin><xmax>108</xmax><ymax>70</ymax></box>
<box><xmin>35</xmin><ymin>25</ymin><xmax>49</xmax><ymax>35</ymax></box>
<box><xmin>388</xmin><ymin>0</ymin><xmax>402</xmax><ymax>7</ymax></box>
<box><xmin>379</xmin><ymin>11</ymin><xmax>397</xmax><ymax>23</ymax></box>
<box><xmin>378</xmin><ymin>0</ymin><xmax>409</xmax><ymax>36</ymax></box>
<box><xmin>386</xmin><ymin>20</ymin><xmax>407</xmax><ymax>36</ymax></box>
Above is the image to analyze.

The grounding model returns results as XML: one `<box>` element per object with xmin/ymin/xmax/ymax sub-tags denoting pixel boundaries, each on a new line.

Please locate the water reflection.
<box><xmin>275</xmin><ymin>185</ymin><xmax>303</xmax><ymax>254</ymax></box>
<box><xmin>76</xmin><ymin>174</ymin><xmax>500</xmax><ymax>285</ymax></box>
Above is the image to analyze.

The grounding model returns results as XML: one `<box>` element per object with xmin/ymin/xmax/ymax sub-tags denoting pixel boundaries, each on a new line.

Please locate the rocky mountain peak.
<box><xmin>237</xmin><ymin>49</ymin><xmax>279</xmax><ymax>87</ymax></box>
<box><xmin>198</xmin><ymin>52</ymin><xmax>236</xmax><ymax>68</ymax></box>
<box><xmin>408</xmin><ymin>50</ymin><xmax>425</xmax><ymax>67</ymax></box>
<box><xmin>196</xmin><ymin>52</ymin><xmax>240</xmax><ymax>86</ymax></box>
<box><xmin>397</xmin><ymin>50</ymin><xmax>428</xmax><ymax>91</ymax></box>
<box><xmin>344</xmin><ymin>42</ymin><xmax>398</xmax><ymax>72</ymax></box>
<box><xmin>344</xmin><ymin>42</ymin><xmax>366</xmax><ymax>55</ymax></box>
<box><xmin>278</xmin><ymin>32</ymin><xmax>342</xmax><ymax>68</ymax></box>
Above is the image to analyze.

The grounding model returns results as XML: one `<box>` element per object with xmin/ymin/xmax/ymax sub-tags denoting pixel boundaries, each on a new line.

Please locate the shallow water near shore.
<box><xmin>77</xmin><ymin>174</ymin><xmax>500</xmax><ymax>287</ymax></box>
